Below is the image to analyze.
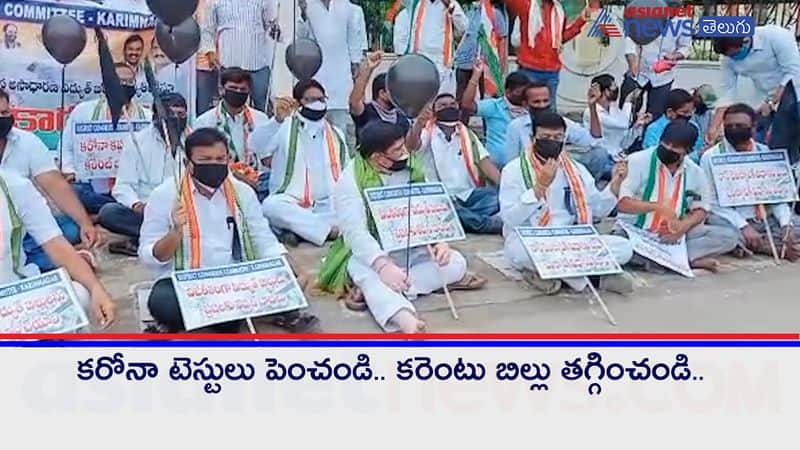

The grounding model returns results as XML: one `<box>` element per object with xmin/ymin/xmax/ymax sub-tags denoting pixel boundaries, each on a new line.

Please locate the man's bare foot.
<box><xmin>690</xmin><ymin>257</ymin><xmax>720</xmax><ymax>272</ymax></box>
<box><xmin>391</xmin><ymin>309</ymin><xmax>426</xmax><ymax>333</ymax></box>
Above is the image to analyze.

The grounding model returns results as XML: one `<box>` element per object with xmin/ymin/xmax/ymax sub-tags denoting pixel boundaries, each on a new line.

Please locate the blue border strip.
<box><xmin>0</xmin><ymin>341</ymin><xmax>798</xmax><ymax>348</ymax></box>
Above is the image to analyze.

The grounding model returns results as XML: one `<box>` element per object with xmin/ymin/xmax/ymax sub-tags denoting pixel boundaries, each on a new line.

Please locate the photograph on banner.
<box><xmin>171</xmin><ymin>257</ymin><xmax>309</xmax><ymax>331</ymax></box>
<box><xmin>73</xmin><ymin>119</ymin><xmax>151</xmax><ymax>179</ymax></box>
<box><xmin>0</xmin><ymin>268</ymin><xmax>88</xmax><ymax>333</ymax></box>
<box><xmin>0</xmin><ymin>0</ymin><xmax>194</xmax><ymax>152</ymax></box>
<box><xmin>515</xmin><ymin>225</ymin><xmax>622</xmax><ymax>280</ymax></box>
<box><xmin>619</xmin><ymin>222</ymin><xmax>693</xmax><ymax>278</ymax></box>
<box><xmin>363</xmin><ymin>182</ymin><xmax>466</xmax><ymax>252</ymax></box>
<box><xmin>709</xmin><ymin>150</ymin><xmax>798</xmax><ymax>207</ymax></box>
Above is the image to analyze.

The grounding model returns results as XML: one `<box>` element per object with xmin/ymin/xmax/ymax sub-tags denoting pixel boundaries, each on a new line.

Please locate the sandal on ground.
<box><xmin>343</xmin><ymin>286</ymin><xmax>367</xmax><ymax>312</ymax></box>
<box><xmin>108</xmin><ymin>239</ymin><xmax>138</xmax><ymax>257</ymax></box>
<box><xmin>521</xmin><ymin>271</ymin><xmax>562</xmax><ymax>295</ymax></box>
<box><xmin>268</xmin><ymin>310</ymin><xmax>319</xmax><ymax>332</ymax></box>
<box><xmin>435</xmin><ymin>272</ymin><xmax>487</xmax><ymax>293</ymax></box>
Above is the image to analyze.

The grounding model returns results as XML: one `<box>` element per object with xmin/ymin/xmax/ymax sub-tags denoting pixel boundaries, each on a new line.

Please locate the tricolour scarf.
<box><xmin>520</xmin><ymin>150</ymin><xmax>589</xmax><ymax>225</ymax></box>
<box><xmin>634</xmin><ymin>149</ymin><xmax>689</xmax><ymax>231</ymax></box>
<box><xmin>426</xmin><ymin>122</ymin><xmax>486</xmax><ymax>187</ymax></box>
<box><xmin>0</xmin><ymin>175</ymin><xmax>23</xmax><ymax>278</ymax></box>
<box><xmin>405</xmin><ymin>0</ymin><xmax>454</xmax><ymax>66</ymax></box>
<box><xmin>215</xmin><ymin>101</ymin><xmax>256</xmax><ymax>166</ymax></box>
<box><xmin>528</xmin><ymin>0</ymin><xmax>564</xmax><ymax>51</ymax></box>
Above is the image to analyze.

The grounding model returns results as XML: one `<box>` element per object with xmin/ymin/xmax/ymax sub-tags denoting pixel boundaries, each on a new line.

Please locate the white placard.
<box><xmin>619</xmin><ymin>222</ymin><xmax>693</xmax><ymax>278</ymax></box>
<box><xmin>709</xmin><ymin>150</ymin><xmax>798</xmax><ymax>207</ymax></box>
<box><xmin>0</xmin><ymin>268</ymin><xmax>88</xmax><ymax>333</ymax></box>
<box><xmin>515</xmin><ymin>225</ymin><xmax>622</xmax><ymax>280</ymax></box>
<box><xmin>73</xmin><ymin>119</ymin><xmax>150</xmax><ymax>179</ymax></box>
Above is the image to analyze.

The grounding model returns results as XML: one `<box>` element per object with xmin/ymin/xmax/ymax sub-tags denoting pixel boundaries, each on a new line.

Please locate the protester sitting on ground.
<box><xmin>642</xmin><ymin>88</ymin><xmax>705</xmax><ymax>163</ymax></box>
<box><xmin>691</xmin><ymin>84</ymin><xmax>716</xmax><ymax>142</ymax></box>
<box><xmin>349</xmin><ymin>51</ymin><xmax>411</xmax><ymax>143</ymax></box>
<box><xmin>317</xmin><ymin>121</ymin><xmax>486</xmax><ymax>333</ymax></box>
<box><xmin>99</xmin><ymin>93</ymin><xmax>189</xmax><ymax>257</ymax></box>
<box><xmin>506</xmin><ymin>80</ymin><xmax>606</xmax><ymax>179</ymax></box>
<box><xmin>500</xmin><ymin>110</ymin><xmax>634</xmax><ymax>295</ymax></box>
<box><xmin>616</xmin><ymin>120</ymin><xmax>739</xmax><ymax>272</ymax></box>
<box><xmin>247</xmin><ymin>96</ymin><xmax>298</xmax><ymax>201</ymax></box>
<box><xmin>700</xmin><ymin>103</ymin><xmax>800</xmax><ymax>261</ymax></box>
<box><xmin>458</xmin><ymin>62</ymin><xmax>529</xmax><ymax>167</ymax></box>
<box><xmin>139</xmin><ymin>128</ymin><xmax>318</xmax><ymax>333</ymax></box>
<box><xmin>0</xmin><ymin>88</ymin><xmax>101</xmax><ymax>272</ymax></box>
<box><xmin>0</xmin><ymin>168</ymin><xmax>115</xmax><ymax>329</ymax></box>
<box><xmin>261</xmin><ymin>79</ymin><xmax>349</xmax><ymax>248</ymax></box>
<box><xmin>409</xmin><ymin>93</ymin><xmax>502</xmax><ymax>234</ymax></box>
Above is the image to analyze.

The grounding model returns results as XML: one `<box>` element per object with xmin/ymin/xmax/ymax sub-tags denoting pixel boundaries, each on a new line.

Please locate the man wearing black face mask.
<box><xmin>98</xmin><ymin>93</ymin><xmax>189</xmax><ymax>257</ymax></box>
<box><xmin>140</xmin><ymin>128</ymin><xmax>318</xmax><ymax>333</ymax></box>
<box><xmin>700</xmin><ymin>103</ymin><xmax>800</xmax><ymax>261</ymax></box>
<box><xmin>410</xmin><ymin>93</ymin><xmax>502</xmax><ymax>234</ymax></box>
<box><xmin>349</xmin><ymin>52</ymin><xmax>411</xmax><ymax>142</ymax></box>
<box><xmin>643</xmin><ymin>88</ymin><xmax>704</xmax><ymax>163</ymax></box>
<box><xmin>617</xmin><ymin>120</ymin><xmax>739</xmax><ymax>272</ymax></box>
<box><xmin>61</xmin><ymin>63</ymin><xmax>151</xmax><ymax>217</ymax></box>
<box><xmin>261</xmin><ymin>79</ymin><xmax>350</xmax><ymax>247</ymax></box>
<box><xmin>317</xmin><ymin>121</ymin><xmax>485</xmax><ymax>332</ymax></box>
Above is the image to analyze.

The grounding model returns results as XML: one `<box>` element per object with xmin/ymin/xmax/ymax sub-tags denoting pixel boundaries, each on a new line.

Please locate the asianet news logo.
<box><xmin>587</xmin><ymin>5</ymin><xmax>755</xmax><ymax>39</ymax></box>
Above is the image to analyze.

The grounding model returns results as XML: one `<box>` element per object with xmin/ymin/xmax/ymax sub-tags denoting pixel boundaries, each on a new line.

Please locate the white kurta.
<box><xmin>499</xmin><ymin>155</ymin><xmax>632</xmax><ymax>290</ymax></box>
<box><xmin>194</xmin><ymin>105</ymin><xmax>271</xmax><ymax>168</ymax></box>
<box><xmin>112</xmin><ymin>125</ymin><xmax>178</xmax><ymax>209</ymax></box>
<box><xmin>334</xmin><ymin>162</ymin><xmax>467</xmax><ymax>332</ymax></box>
<box><xmin>261</xmin><ymin>115</ymin><xmax>349</xmax><ymax>245</ymax></box>
<box><xmin>0</xmin><ymin>127</ymin><xmax>57</xmax><ymax>179</ymax></box>
<box><xmin>297</xmin><ymin>0</ymin><xmax>362</xmax><ymax>110</ymax></box>
<box><xmin>418</xmin><ymin>126</ymin><xmax>489</xmax><ymax>202</ymax></box>
<box><xmin>393</xmin><ymin>0</ymin><xmax>468</xmax><ymax>95</ymax></box>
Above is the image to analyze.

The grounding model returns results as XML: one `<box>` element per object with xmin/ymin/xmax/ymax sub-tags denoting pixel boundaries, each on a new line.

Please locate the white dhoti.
<box><xmin>348</xmin><ymin>247</ymin><xmax>467</xmax><ymax>332</ymax></box>
<box><xmin>262</xmin><ymin>194</ymin><xmax>336</xmax><ymax>246</ymax></box>
<box><xmin>504</xmin><ymin>234</ymin><xmax>634</xmax><ymax>291</ymax></box>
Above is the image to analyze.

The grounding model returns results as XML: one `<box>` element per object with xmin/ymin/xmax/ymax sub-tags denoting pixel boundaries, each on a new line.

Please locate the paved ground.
<box><xmin>98</xmin><ymin>228</ymin><xmax>800</xmax><ymax>334</ymax></box>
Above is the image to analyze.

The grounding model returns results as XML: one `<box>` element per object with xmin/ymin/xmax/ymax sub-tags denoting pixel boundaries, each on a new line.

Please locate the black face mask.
<box><xmin>656</xmin><ymin>144</ymin><xmax>682</xmax><ymax>165</ymax></box>
<box><xmin>435</xmin><ymin>107</ymin><xmax>460</xmax><ymax>123</ymax></box>
<box><xmin>224</xmin><ymin>89</ymin><xmax>249</xmax><ymax>109</ymax></box>
<box><xmin>192</xmin><ymin>163</ymin><xmax>229</xmax><ymax>189</ymax></box>
<box><xmin>724</xmin><ymin>125</ymin><xmax>753</xmax><ymax>147</ymax></box>
<box><xmin>607</xmin><ymin>88</ymin><xmax>619</xmax><ymax>101</ymax></box>
<box><xmin>168</xmin><ymin>116</ymin><xmax>188</xmax><ymax>134</ymax></box>
<box><xmin>388</xmin><ymin>156</ymin><xmax>409</xmax><ymax>172</ymax></box>
<box><xmin>534</xmin><ymin>138</ymin><xmax>563</xmax><ymax>160</ymax></box>
<box><xmin>122</xmin><ymin>85</ymin><xmax>137</xmax><ymax>104</ymax></box>
<box><xmin>299</xmin><ymin>106</ymin><xmax>327</xmax><ymax>121</ymax></box>
<box><xmin>0</xmin><ymin>115</ymin><xmax>14</xmax><ymax>139</ymax></box>
<box><xmin>529</xmin><ymin>105</ymin><xmax>550</xmax><ymax>116</ymax></box>
<box><xmin>695</xmin><ymin>102</ymin><xmax>709</xmax><ymax>115</ymax></box>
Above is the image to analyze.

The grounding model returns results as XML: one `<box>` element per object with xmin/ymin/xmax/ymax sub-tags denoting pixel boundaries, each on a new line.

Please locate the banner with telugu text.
<box><xmin>0</xmin><ymin>0</ymin><xmax>195</xmax><ymax>152</ymax></box>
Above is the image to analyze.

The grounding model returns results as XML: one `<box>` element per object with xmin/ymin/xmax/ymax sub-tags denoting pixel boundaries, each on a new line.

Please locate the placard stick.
<box><xmin>763</xmin><ymin>217</ymin><xmax>781</xmax><ymax>265</ymax></box>
<box><xmin>584</xmin><ymin>277</ymin><xmax>617</xmax><ymax>326</ymax></box>
<box><xmin>780</xmin><ymin>227</ymin><xmax>791</xmax><ymax>260</ymax></box>
<box><xmin>246</xmin><ymin>317</ymin><xmax>257</xmax><ymax>334</ymax></box>
<box><xmin>427</xmin><ymin>244</ymin><xmax>459</xmax><ymax>320</ymax></box>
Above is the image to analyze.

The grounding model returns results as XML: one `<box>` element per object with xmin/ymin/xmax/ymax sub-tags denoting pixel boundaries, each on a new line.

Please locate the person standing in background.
<box><xmin>200</xmin><ymin>0</ymin><xmax>280</xmax><ymax>113</ymax></box>
<box><xmin>194</xmin><ymin>6</ymin><xmax>217</xmax><ymax>115</ymax></box>
<box><xmin>454</xmin><ymin>0</ymin><xmax>509</xmax><ymax>123</ymax></box>
<box><xmin>350</xmin><ymin>0</ymin><xmax>369</xmax><ymax>58</ymax></box>
<box><xmin>393</xmin><ymin>0</ymin><xmax>468</xmax><ymax>96</ymax></box>
<box><xmin>298</xmin><ymin>0</ymin><xmax>364</xmax><ymax>151</ymax></box>
<box><xmin>500</xmin><ymin>0</ymin><xmax>591</xmax><ymax>109</ymax></box>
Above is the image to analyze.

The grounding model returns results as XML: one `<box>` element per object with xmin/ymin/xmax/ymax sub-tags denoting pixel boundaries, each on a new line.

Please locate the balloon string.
<box><xmin>58</xmin><ymin>65</ymin><xmax>65</xmax><ymax>173</ymax></box>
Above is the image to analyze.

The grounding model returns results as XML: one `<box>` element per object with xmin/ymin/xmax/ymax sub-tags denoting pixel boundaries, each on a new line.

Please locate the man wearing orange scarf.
<box><xmin>500</xmin><ymin>111</ymin><xmax>633</xmax><ymax>295</ymax></box>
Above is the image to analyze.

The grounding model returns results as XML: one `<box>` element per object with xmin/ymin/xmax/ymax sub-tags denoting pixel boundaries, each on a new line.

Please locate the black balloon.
<box><xmin>625</xmin><ymin>0</ymin><xmax>668</xmax><ymax>46</ymax></box>
<box><xmin>147</xmin><ymin>0</ymin><xmax>198</xmax><ymax>27</ymax></box>
<box><xmin>285</xmin><ymin>39</ymin><xmax>323</xmax><ymax>80</ymax></box>
<box><xmin>386</xmin><ymin>54</ymin><xmax>440</xmax><ymax>118</ymax></box>
<box><xmin>155</xmin><ymin>18</ymin><xmax>200</xmax><ymax>65</ymax></box>
<box><xmin>41</xmin><ymin>15</ymin><xmax>86</xmax><ymax>65</ymax></box>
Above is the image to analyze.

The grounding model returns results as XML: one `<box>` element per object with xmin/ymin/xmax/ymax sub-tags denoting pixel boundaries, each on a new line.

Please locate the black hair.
<box><xmin>525</xmin><ymin>80</ymin><xmax>550</xmax><ymax>95</ymax></box>
<box><xmin>661</xmin><ymin>120</ymin><xmax>698</xmax><ymax>149</ymax></box>
<box><xmin>372</xmin><ymin>73</ymin><xmax>388</xmax><ymax>100</ymax></box>
<box><xmin>723</xmin><ymin>103</ymin><xmax>756</xmax><ymax>123</ymax></box>
<box><xmin>532</xmin><ymin>110</ymin><xmax>566</xmax><ymax>133</ymax></box>
<box><xmin>665</xmin><ymin>88</ymin><xmax>694</xmax><ymax>112</ymax></box>
<box><xmin>220</xmin><ymin>67</ymin><xmax>253</xmax><ymax>87</ymax></box>
<box><xmin>712</xmin><ymin>36</ymin><xmax>746</xmax><ymax>55</ymax></box>
<box><xmin>123</xmin><ymin>34</ymin><xmax>144</xmax><ymax>48</ymax></box>
<box><xmin>0</xmin><ymin>88</ymin><xmax>8</xmax><ymax>103</ymax></box>
<box><xmin>3</xmin><ymin>23</ymin><xmax>16</xmax><ymax>32</ymax></box>
<box><xmin>185</xmin><ymin>128</ymin><xmax>229</xmax><ymax>160</ymax></box>
<box><xmin>504</xmin><ymin>71</ymin><xmax>529</xmax><ymax>92</ymax></box>
<box><xmin>292</xmin><ymin>78</ymin><xmax>326</xmax><ymax>101</ymax></box>
<box><xmin>154</xmin><ymin>92</ymin><xmax>187</xmax><ymax>110</ymax></box>
<box><xmin>591</xmin><ymin>74</ymin><xmax>615</xmax><ymax>92</ymax></box>
<box><xmin>358</xmin><ymin>121</ymin><xmax>406</xmax><ymax>158</ymax></box>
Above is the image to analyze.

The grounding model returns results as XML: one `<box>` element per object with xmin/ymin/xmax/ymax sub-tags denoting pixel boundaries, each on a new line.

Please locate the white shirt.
<box><xmin>624</xmin><ymin>18</ymin><xmax>693</xmax><ymax>87</ymax></box>
<box><xmin>61</xmin><ymin>99</ymin><xmax>152</xmax><ymax>192</ymax></box>
<box><xmin>506</xmin><ymin>114</ymin><xmax>602</xmax><ymax>159</ymax></box>
<box><xmin>718</xmin><ymin>25</ymin><xmax>800</xmax><ymax>106</ymax></box>
<box><xmin>264</xmin><ymin>115</ymin><xmax>349</xmax><ymax>202</ymax></box>
<box><xmin>334</xmin><ymin>162</ymin><xmax>417</xmax><ymax>268</ymax></box>
<box><xmin>582</xmin><ymin>102</ymin><xmax>639</xmax><ymax>156</ymax></box>
<box><xmin>296</xmin><ymin>0</ymin><xmax>362</xmax><ymax>110</ymax></box>
<box><xmin>0</xmin><ymin>127</ymin><xmax>57</xmax><ymax>179</ymax></box>
<box><xmin>112</xmin><ymin>125</ymin><xmax>178</xmax><ymax>209</ymax></box>
<box><xmin>700</xmin><ymin>139</ymin><xmax>792</xmax><ymax>228</ymax></box>
<box><xmin>194</xmin><ymin>105</ymin><xmax>270</xmax><ymax>167</ymax></box>
<box><xmin>393</xmin><ymin>0</ymin><xmax>468</xmax><ymax>69</ymax></box>
<box><xmin>351</xmin><ymin>4</ymin><xmax>368</xmax><ymax>59</ymax></box>
<box><xmin>499</xmin><ymin>155</ymin><xmax>618</xmax><ymax>238</ymax></box>
<box><xmin>139</xmin><ymin>176</ymin><xmax>287</xmax><ymax>280</ymax></box>
<box><xmin>200</xmin><ymin>0</ymin><xmax>278</xmax><ymax>71</ymax></box>
<box><xmin>419</xmin><ymin>126</ymin><xmax>489</xmax><ymax>201</ymax></box>
<box><xmin>0</xmin><ymin>169</ymin><xmax>61</xmax><ymax>284</ymax></box>
<box><xmin>618</xmin><ymin>146</ymin><xmax>711</xmax><ymax>225</ymax></box>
